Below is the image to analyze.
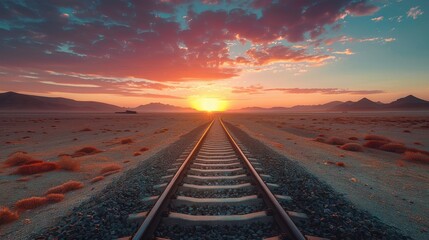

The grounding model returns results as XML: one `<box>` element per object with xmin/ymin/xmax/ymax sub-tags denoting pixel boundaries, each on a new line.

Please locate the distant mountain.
<box><xmin>133</xmin><ymin>102</ymin><xmax>195</xmax><ymax>112</ymax></box>
<box><xmin>234</xmin><ymin>96</ymin><xmax>429</xmax><ymax>112</ymax></box>
<box><xmin>386</xmin><ymin>95</ymin><xmax>429</xmax><ymax>110</ymax></box>
<box><xmin>0</xmin><ymin>92</ymin><xmax>122</xmax><ymax>112</ymax></box>
<box><xmin>289</xmin><ymin>101</ymin><xmax>344</xmax><ymax>111</ymax></box>
<box><xmin>332</xmin><ymin>97</ymin><xmax>384</xmax><ymax>111</ymax></box>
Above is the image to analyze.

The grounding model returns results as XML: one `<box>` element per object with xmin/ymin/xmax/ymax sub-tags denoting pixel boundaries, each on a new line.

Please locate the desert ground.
<box><xmin>223</xmin><ymin>112</ymin><xmax>429</xmax><ymax>239</ymax></box>
<box><xmin>0</xmin><ymin>113</ymin><xmax>209</xmax><ymax>239</ymax></box>
<box><xmin>1</xmin><ymin>112</ymin><xmax>428</xmax><ymax>239</ymax></box>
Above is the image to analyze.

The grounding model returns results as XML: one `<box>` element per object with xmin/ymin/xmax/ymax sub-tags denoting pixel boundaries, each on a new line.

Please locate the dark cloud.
<box><xmin>0</xmin><ymin>0</ymin><xmax>379</xmax><ymax>82</ymax></box>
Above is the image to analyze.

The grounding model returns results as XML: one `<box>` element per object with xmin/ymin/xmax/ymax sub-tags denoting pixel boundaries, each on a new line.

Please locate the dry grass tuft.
<box><xmin>379</xmin><ymin>143</ymin><xmax>407</xmax><ymax>153</ymax></box>
<box><xmin>72</xmin><ymin>146</ymin><xmax>101</xmax><ymax>157</ymax></box>
<box><xmin>402</xmin><ymin>151</ymin><xmax>429</xmax><ymax>164</ymax></box>
<box><xmin>46</xmin><ymin>193</ymin><xmax>65</xmax><ymax>203</ymax></box>
<box><xmin>133</xmin><ymin>152</ymin><xmax>141</xmax><ymax>156</ymax></box>
<box><xmin>120</xmin><ymin>138</ymin><xmax>133</xmax><ymax>144</ymax></box>
<box><xmin>140</xmin><ymin>147</ymin><xmax>149</xmax><ymax>152</ymax></box>
<box><xmin>100</xmin><ymin>164</ymin><xmax>122</xmax><ymax>175</ymax></box>
<box><xmin>4</xmin><ymin>152</ymin><xmax>36</xmax><ymax>167</ymax></box>
<box><xmin>15</xmin><ymin>197</ymin><xmax>47</xmax><ymax>210</ymax></box>
<box><xmin>363</xmin><ymin>140</ymin><xmax>390</xmax><ymax>149</ymax></box>
<box><xmin>336</xmin><ymin>162</ymin><xmax>345</xmax><ymax>167</ymax></box>
<box><xmin>58</xmin><ymin>156</ymin><xmax>80</xmax><ymax>171</ymax></box>
<box><xmin>90</xmin><ymin>176</ymin><xmax>105</xmax><ymax>183</ymax></box>
<box><xmin>364</xmin><ymin>134</ymin><xmax>391</xmax><ymax>142</ymax></box>
<box><xmin>326</xmin><ymin>137</ymin><xmax>349</xmax><ymax>145</ymax></box>
<box><xmin>46</xmin><ymin>180</ymin><xmax>84</xmax><ymax>194</ymax></box>
<box><xmin>13</xmin><ymin>162</ymin><xmax>59</xmax><ymax>175</ymax></box>
<box><xmin>0</xmin><ymin>207</ymin><xmax>19</xmax><ymax>225</ymax></box>
<box><xmin>340</xmin><ymin>143</ymin><xmax>363</xmax><ymax>152</ymax></box>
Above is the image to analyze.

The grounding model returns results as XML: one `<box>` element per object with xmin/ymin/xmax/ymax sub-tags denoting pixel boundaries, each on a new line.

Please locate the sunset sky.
<box><xmin>0</xmin><ymin>0</ymin><xmax>428</xmax><ymax>109</ymax></box>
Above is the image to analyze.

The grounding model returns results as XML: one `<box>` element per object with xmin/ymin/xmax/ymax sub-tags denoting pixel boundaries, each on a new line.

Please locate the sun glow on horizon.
<box><xmin>190</xmin><ymin>97</ymin><xmax>228</xmax><ymax>112</ymax></box>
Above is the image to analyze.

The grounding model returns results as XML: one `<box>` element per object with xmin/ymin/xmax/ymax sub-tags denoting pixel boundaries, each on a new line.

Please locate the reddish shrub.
<box><xmin>133</xmin><ymin>152</ymin><xmax>141</xmax><ymax>156</ymax></box>
<box><xmin>414</xmin><ymin>142</ymin><xmax>423</xmax><ymax>146</ymax></box>
<box><xmin>348</xmin><ymin>137</ymin><xmax>359</xmax><ymax>141</ymax></box>
<box><xmin>120</xmin><ymin>138</ymin><xmax>133</xmax><ymax>144</ymax></box>
<box><xmin>402</xmin><ymin>151</ymin><xmax>429</xmax><ymax>164</ymax></box>
<box><xmin>336</xmin><ymin>162</ymin><xmax>345</xmax><ymax>167</ymax></box>
<box><xmin>100</xmin><ymin>164</ymin><xmax>122</xmax><ymax>175</ymax></box>
<box><xmin>15</xmin><ymin>197</ymin><xmax>48</xmax><ymax>209</ymax></box>
<box><xmin>363</xmin><ymin>140</ymin><xmax>390</xmax><ymax>149</ymax></box>
<box><xmin>0</xmin><ymin>207</ymin><xmax>19</xmax><ymax>225</ymax></box>
<box><xmin>46</xmin><ymin>180</ymin><xmax>84</xmax><ymax>194</ymax></box>
<box><xmin>364</xmin><ymin>135</ymin><xmax>391</xmax><ymax>142</ymax></box>
<box><xmin>13</xmin><ymin>162</ymin><xmax>59</xmax><ymax>175</ymax></box>
<box><xmin>23</xmin><ymin>160</ymin><xmax>44</xmax><ymax>165</ymax></box>
<box><xmin>90</xmin><ymin>176</ymin><xmax>104</xmax><ymax>183</ymax></box>
<box><xmin>313</xmin><ymin>137</ymin><xmax>326</xmax><ymax>143</ymax></box>
<box><xmin>403</xmin><ymin>130</ymin><xmax>411</xmax><ymax>133</ymax></box>
<box><xmin>123</xmin><ymin>160</ymin><xmax>130</xmax><ymax>163</ymax></box>
<box><xmin>102</xmin><ymin>170</ymin><xmax>121</xmax><ymax>177</ymax></box>
<box><xmin>72</xmin><ymin>147</ymin><xmax>101</xmax><ymax>157</ymax></box>
<box><xmin>379</xmin><ymin>143</ymin><xmax>407</xmax><ymax>153</ymax></box>
<box><xmin>16</xmin><ymin>177</ymin><xmax>30</xmax><ymax>182</ymax></box>
<box><xmin>58</xmin><ymin>156</ymin><xmax>80</xmax><ymax>171</ymax></box>
<box><xmin>318</xmin><ymin>134</ymin><xmax>325</xmax><ymax>137</ymax></box>
<box><xmin>140</xmin><ymin>147</ymin><xmax>149</xmax><ymax>152</ymax></box>
<box><xmin>340</xmin><ymin>143</ymin><xmax>363</xmax><ymax>152</ymax></box>
<box><xmin>4</xmin><ymin>152</ymin><xmax>35</xmax><ymax>166</ymax></box>
<box><xmin>46</xmin><ymin>193</ymin><xmax>65</xmax><ymax>203</ymax></box>
<box><xmin>327</xmin><ymin>137</ymin><xmax>349</xmax><ymax>145</ymax></box>
<box><xmin>79</xmin><ymin>128</ymin><xmax>92</xmax><ymax>132</ymax></box>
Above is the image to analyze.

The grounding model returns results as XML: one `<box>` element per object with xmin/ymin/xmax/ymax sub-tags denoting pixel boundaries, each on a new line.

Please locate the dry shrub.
<box><xmin>16</xmin><ymin>177</ymin><xmax>30</xmax><ymax>182</ymax></box>
<box><xmin>402</xmin><ymin>151</ymin><xmax>429</xmax><ymax>164</ymax></box>
<box><xmin>120</xmin><ymin>138</ymin><xmax>133</xmax><ymax>144</ymax></box>
<box><xmin>79</xmin><ymin>128</ymin><xmax>92</xmax><ymax>132</ymax></box>
<box><xmin>58</xmin><ymin>156</ymin><xmax>80</xmax><ymax>171</ymax></box>
<box><xmin>4</xmin><ymin>152</ymin><xmax>35</xmax><ymax>166</ymax></box>
<box><xmin>140</xmin><ymin>147</ymin><xmax>149</xmax><ymax>152</ymax></box>
<box><xmin>133</xmin><ymin>152</ymin><xmax>141</xmax><ymax>156</ymax></box>
<box><xmin>318</xmin><ymin>134</ymin><xmax>325</xmax><ymax>137</ymax></box>
<box><xmin>123</xmin><ymin>160</ymin><xmax>130</xmax><ymax>163</ymax></box>
<box><xmin>13</xmin><ymin>162</ymin><xmax>59</xmax><ymax>175</ymax></box>
<box><xmin>379</xmin><ymin>143</ymin><xmax>407</xmax><ymax>153</ymax></box>
<box><xmin>23</xmin><ymin>160</ymin><xmax>44</xmax><ymax>165</ymax></box>
<box><xmin>336</xmin><ymin>162</ymin><xmax>345</xmax><ymax>167</ymax></box>
<box><xmin>313</xmin><ymin>137</ymin><xmax>326</xmax><ymax>143</ymax></box>
<box><xmin>90</xmin><ymin>176</ymin><xmax>104</xmax><ymax>183</ymax></box>
<box><xmin>72</xmin><ymin>147</ymin><xmax>101</xmax><ymax>157</ymax></box>
<box><xmin>363</xmin><ymin>140</ymin><xmax>390</xmax><ymax>149</ymax></box>
<box><xmin>340</xmin><ymin>143</ymin><xmax>363</xmax><ymax>152</ymax></box>
<box><xmin>414</xmin><ymin>142</ymin><xmax>423</xmax><ymax>146</ymax></box>
<box><xmin>46</xmin><ymin>180</ymin><xmax>84</xmax><ymax>194</ymax></box>
<box><xmin>348</xmin><ymin>137</ymin><xmax>359</xmax><ymax>141</ymax></box>
<box><xmin>15</xmin><ymin>197</ymin><xmax>47</xmax><ymax>209</ymax></box>
<box><xmin>103</xmin><ymin>170</ymin><xmax>120</xmax><ymax>177</ymax></box>
<box><xmin>364</xmin><ymin>134</ymin><xmax>391</xmax><ymax>142</ymax></box>
<box><xmin>154</xmin><ymin>128</ymin><xmax>168</xmax><ymax>134</ymax></box>
<box><xmin>0</xmin><ymin>207</ymin><xmax>19</xmax><ymax>225</ymax></box>
<box><xmin>403</xmin><ymin>130</ymin><xmax>411</xmax><ymax>133</ymax></box>
<box><xmin>46</xmin><ymin>193</ymin><xmax>65</xmax><ymax>203</ymax></box>
<box><xmin>326</xmin><ymin>137</ymin><xmax>349</xmax><ymax>145</ymax></box>
<box><xmin>100</xmin><ymin>164</ymin><xmax>122</xmax><ymax>175</ymax></box>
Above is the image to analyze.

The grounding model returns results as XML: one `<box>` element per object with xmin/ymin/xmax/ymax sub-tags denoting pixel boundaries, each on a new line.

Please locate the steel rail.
<box><xmin>131</xmin><ymin>119</ymin><xmax>215</xmax><ymax>240</ymax></box>
<box><xmin>219</xmin><ymin>118</ymin><xmax>306</xmax><ymax>240</ymax></box>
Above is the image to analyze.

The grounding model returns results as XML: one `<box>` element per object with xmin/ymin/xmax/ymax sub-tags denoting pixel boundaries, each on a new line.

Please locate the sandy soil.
<box><xmin>0</xmin><ymin>112</ymin><xmax>209</xmax><ymax>239</ymax></box>
<box><xmin>223</xmin><ymin>112</ymin><xmax>429</xmax><ymax>240</ymax></box>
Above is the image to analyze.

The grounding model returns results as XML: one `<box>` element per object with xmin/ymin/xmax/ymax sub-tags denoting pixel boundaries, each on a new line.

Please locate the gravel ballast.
<box><xmin>224</xmin><ymin>121</ymin><xmax>411</xmax><ymax>240</ymax></box>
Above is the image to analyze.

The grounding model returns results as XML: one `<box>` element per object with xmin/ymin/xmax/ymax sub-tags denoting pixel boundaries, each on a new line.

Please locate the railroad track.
<box><xmin>122</xmin><ymin>118</ymin><xmax>321</xmax><ymax>240</ymax></box>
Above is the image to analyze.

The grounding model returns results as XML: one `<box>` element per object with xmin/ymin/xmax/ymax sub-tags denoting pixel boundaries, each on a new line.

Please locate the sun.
<box><xmin>190</xmin><ymin>97</ymin><xmax>228</xmax><ymax>112</ymax></box>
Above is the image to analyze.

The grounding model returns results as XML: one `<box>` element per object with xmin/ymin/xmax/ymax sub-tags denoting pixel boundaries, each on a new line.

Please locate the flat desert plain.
<box><xmin>223</xmin><ymin>112</ymin><xmax>429</xmax><ymax>239</ymax></box>
<box><xmin>0</xmin><ymin>113</ymin><xmax>208</xmax><ymax>239</ymax></box>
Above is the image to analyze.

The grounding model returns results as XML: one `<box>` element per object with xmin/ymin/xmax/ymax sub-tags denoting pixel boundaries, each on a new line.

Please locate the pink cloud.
<box><xmin>407</xmin><ymin>6</ymin><xmax>424</xmax><ymax>20</ymax></box>
<box><xmin>333</xmin><ymin>49</ymin><xmax>355</xmax><ymax>55</ymax></box>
